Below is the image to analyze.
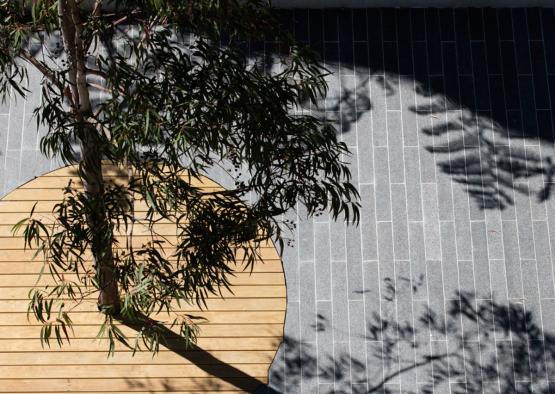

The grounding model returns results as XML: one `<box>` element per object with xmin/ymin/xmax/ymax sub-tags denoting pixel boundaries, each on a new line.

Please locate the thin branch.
<box><xmin>20</xmin><ymin>50</ymin><xmax>75</xmax><ymax>107</ymax></box>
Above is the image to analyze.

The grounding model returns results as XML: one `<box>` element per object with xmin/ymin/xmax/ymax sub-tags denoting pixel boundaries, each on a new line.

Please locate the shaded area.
<box><xmin>266</xmin><ymin>281</ymin><xmax>555</xmax><ymax>394</ymax></box>
<box><xmin>279</xmin><ymin>8</ymin><xmax>555</xmax><ymax>211</ymax></box>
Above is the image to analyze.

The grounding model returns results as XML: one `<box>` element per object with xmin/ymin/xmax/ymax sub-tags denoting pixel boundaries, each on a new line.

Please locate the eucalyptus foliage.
<box><xmin>1</xmin><ymin>0</ymin><xmax>359</xmax><ymax>355</ymax></box>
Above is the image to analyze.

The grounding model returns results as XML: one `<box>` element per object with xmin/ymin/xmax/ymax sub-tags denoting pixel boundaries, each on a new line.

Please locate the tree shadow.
<box><xmin>118</xmin><ymin>312</ymin><xmax>270</xmax><ymax>393</ymax></box>
<box><xmin>277</xmin><ymin>8</ymin><xmax>555</xmax><ymax>211</ymax></box>
<box><xmin>266</xmin><ymin>279</ymin><xmax>555</xmax><ymax>394</ymax></box>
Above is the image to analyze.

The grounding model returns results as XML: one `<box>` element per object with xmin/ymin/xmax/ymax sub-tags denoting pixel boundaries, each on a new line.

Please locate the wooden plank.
<box><xmin>0</xmin><ymin>337</ymin><xmax>282</xmax><ymax>352</ymax></box>
<box><xmin>0</xmin><ymin>285</ymin><xmax>286</xmax><ymax>300</ymax></box>
<box><xmin>0</xmin><ymin>259</ymin><xmax>283</xmax><ymax>274</ymax></box>
<box><xmin>18</xmin><ymin>176</ymin><xmax>222</xmax><ymax>190</ymax></box>
<box><xmin>0</xmin><ymin>324</ymin><xmax>284</xmax><ymax>340</ymax></box>
<box><xmin>17</xmin><ymin>392</ymin><xmax>245</xmax><ymax>394</ymax></box>
<box><xmin>2</xmin><ymin>186</ymin><xmax>224</xmax><ymax>201</ymax></box>
<box><xmin>0</xmin><ymin>236</ymin><xmax>282</xmax><ymax>254</ymax></box>
<box><xmin>0</xmin><ymin>350</ymin><xmax>278</xmax><ymax>365</ymax></box>
<box><xmin>0</xmin><ymin>311</ymin><xmax>285</xmax><ymax>325</ymax></box>
<box><xmin>0</xmin><ymin>246</ymin><xmax>280</xmax><ymax>261</ymax></box>
<box><xmin>0</xmin><ymin>272</ymin><xmax>284</xmax><ymax>287</ymax></box>
<box><xmin>0</xmin><ymin>364</ymin><xmax>271</xmax><ymax>379</ymax></box>
<box><xmin>0</xmin><ymin>297</ymin><xmax>286</xmax><ymax>313</ymax></box>
<box><xmin>0</xmin><ymin>377</ymin><xmax>261</xmax><ymax>392</ymax></box>
<box><xmin>0</xmin><ymin>201</ymin><xmax>58</xmax><ymax>213</ymax></box>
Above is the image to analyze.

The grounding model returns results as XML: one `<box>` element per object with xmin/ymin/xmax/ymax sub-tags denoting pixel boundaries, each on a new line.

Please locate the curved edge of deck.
<box><xmin>0</xmin><ymin>164</ymin><xmax>287</xmax><ymax>393</ymax></box>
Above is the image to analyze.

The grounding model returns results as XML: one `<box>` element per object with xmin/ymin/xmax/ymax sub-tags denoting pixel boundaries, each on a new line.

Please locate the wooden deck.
<box><xmin>0</xmin><ymin>165</ymin><xmax>286</xmax><ymax>393</ymax></box>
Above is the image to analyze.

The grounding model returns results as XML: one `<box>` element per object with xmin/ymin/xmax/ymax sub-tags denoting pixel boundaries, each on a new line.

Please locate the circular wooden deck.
<box><xmin>0</xmin><ymin>165</ymin><xmax>286</xmax><ymax>393</ymax></box>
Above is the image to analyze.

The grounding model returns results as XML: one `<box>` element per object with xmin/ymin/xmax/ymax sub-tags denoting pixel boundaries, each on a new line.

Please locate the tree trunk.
<box><xmin>58</xmin><ymin>0</ymin><xmax>120</xmax><ymax>314</ymax></box>
<box><xmin>80</xmin><ymin>130</ymin><xmax>121</xmax><ymax>315</ymax></box>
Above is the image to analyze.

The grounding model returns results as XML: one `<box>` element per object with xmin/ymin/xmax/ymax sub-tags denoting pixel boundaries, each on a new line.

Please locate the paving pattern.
<box><xmin>2</xmin><ymin>7</ymin><xmax>555</xmax><ymax>394</ymax></box>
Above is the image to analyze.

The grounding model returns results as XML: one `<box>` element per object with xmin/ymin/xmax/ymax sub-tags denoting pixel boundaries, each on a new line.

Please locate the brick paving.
<box><xmin>3</xmin><ymin>8</ymin><xmax>555</xmax><ymax>394</ymax></box>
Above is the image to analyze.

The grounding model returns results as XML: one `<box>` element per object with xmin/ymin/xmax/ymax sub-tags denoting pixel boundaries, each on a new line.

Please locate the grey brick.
<box><xmin>363</xmin><ymin>261</ymin><xmax>382</xmax><ymax>341</ymax></box>
<box><xmin>331</xmin><ymin>261</ymin><xmax>349</xmax><ymax>343</ymax></box>
<box><xmin>377</xmin><ymin>222</ymin><xmax>394</xmax><ymax>262</ymax></box>
<box><xmin>375</xmin><ymin>147</ymin><xmax>392</xmax><ymax>221</ymax></box>
<box><xmin>514</xmin><ymin>192</ymin><xmax>536</xmax><ymax>261</ymax></box>
<box><xmin>357</xmin><ymin>111</ymin><xmax>374</xmax><ymax>184</ymax></box>
<box><xmin>412</xmin><ymin>302</ymin><xmax>434</xmax><ymax>384</ymax></box>
<box><xmin>285</xmin><ymin>301</ymin><xmax>301</xmax><ymax>339</ymax></box>
<box><xmin>458</xmin><ymin>261</ymin><xmax>480</xmax><ymax>341</ymax></box>
<box><xmin>25</xmin><ymin>68</ymin><xmax>42</xmax><ymax>109</ymax></box>
<box><xmin>332</xmin><ymin>340</ymin><xmax>350</xmax><ymax>382</ymax></box>
<box><xmin>346</xmin><ymin>225</ymin><xmax>363</xmax><ymax>300</ymax></box>
<box><xmin>360</xmin><ymin>184</ymin><xmax>378</xmax><ymax>261</ymax></box>
<box><xmin>540</xmin><ymin>299</ymin><xmax>555</xmax><ymax>344</ymax></box>
<box><xmin>437</xmin><ymin>172</ymin><xmax>454</xmax><ymax>221</ymax></box>
<box><xmin>430</xmin><ymin>341</ymin><xmax>450</xmax><ymax>390</ymax></box>
<box><xmin>370</xmin><ymin>77</ymin><xmax>388</xmax><ymax>148</ymax></box>
<box><xmin>330</xmin><ymin>218</ymin><xmax>346</xmax><ymax>262</ymax></box>
<box><xmin>391</xmin><ymin>184</ymin><xmax>409</xmax><ymax>260</ymax></box>
<box><xmin>502</xmin><ymin>220</ymin><xmax>524</xmax><ymax>300</ymax></box>
<box><xmin>7</xmin><ymin>98</ymin><xmax>23</xmax><ymax>151</ymax></box>
<box><xmin>316</xmin><ymin>301</ymin><xmax>333</xmax><ymax>383</ymax></box>
<box><xmin>422</xmin><ymin>183</ymin><xmax>442</xmax><ymax>261</ymax></box>
<box><xmin>366</xmin><ymin>341</ymin><xmax>384</xmax><ymax>389</ymax></box>
<box><xmin>427</xmin><ymin>260</ymin><xmax>447</xmax><ymax>340</ymax></box>
<box><xmin>399</xmin><ymin>83</ymin><xmax>419</xmax><ymax>148</ymax></box>
<box><xmin>485</xmin><ymin>209</ymin><xmax>504</xmax><ymax>260</ymax></box>
<box><xmin>20</xmin><ymin>114</ymin><xmax>38</xmax><ymax>153</ymax></box>
<box><xmin>0</xmin><ymin>114</ymin><xmax>8</xmax><ymax>150</ymax></box>
<box><xmin>298</xmin><ymin>210</ymin><xmax>314</xmax><ymax>262</ymax></box>
<box><xmin>300</xmin><ymin>341</ymin><xmax>317</xmax><ymax>391</ymax></box>
<box><xmin>471</xmin><ymin>221</ymin><xmax>492</xmax><ymax>298</ymax></box>
<box><xmin>409</xmin><ymin>222</ymin><xmax>428</xmax><ymax>300</ymax></box>
<box><xmin>532</xmin><ymin>220</ymin><xmax>555</xmax><ymax>299</ymax></box>
<box><xmin>0</xmin><ymin>98</ymin><xmax>10</xmax><ymax>115</ymax></box>
<box><xmin>387</xmin><ymin>111</ymin><xmax>404</xmax><ymax>183</ymax></box>
<box><xmin>348</xmin><ymin>300</ymin><xmax>366</xmax><ymax>378</ymax></box>
<box><xmin>394</xmin><ymin>262</ymin><xmax>415</xmax><ymax>356</ymax></box>
<box><xmin>452</xmin><ymin>183</ymin><xmax>473</xmax><ymax>261</ymax></box>
<box><xmin>283</xmin><ymin>244</ymin><xmax>300</xmax><ymax>303</ymax></box>
<box><xmin>450</xmin><ymin>383</ymin><xmax>470</xmax><ymax>394</ymax></box>
<box><xmin>3</xmin><ymin>149</ymin><xmax>20</xmax><ymax>192</ymax></box>
<box><xmin>315</xmin><ymin>222</ymin><xmax>332</xmax><ymax>301</ymax></box>
<box><xmin>385</xmin><ymin>72</ymin><xmax>401</xmax><ymax>111</ymax></box>
<box><xmin>489</xmin><ymin>259</ymin><xmax>509</xmax><ymax>301</ymax></box>
<box><xmin>440</xmin><ymin>221</ymin><xmax>459</xmax><ymax>299</ymax></box>
<box><xmin>520</xmin><ymin>259</ymin><xmax>542</xmax><ymax>337</ymax></box>
<box><xmin>383</xmin><ymin>383</ymin><xmax>400</xmax><ymax>394</ymax></box>
<box><xmin>416</xmin><ymin>117</ymin><xmax>436</xmax><ymax>184</ymax></box>
<box><xmin>419</xmin><ymin>145</ymin><xmax>437</xmax><ymax>184</ymax></box>
<box><xmin>19</xmin><ymin>150</ymin><xmax>37</xmax><ymax>184</ymax></box>
<box><xmin>300</xmin><ymin>261</ymin><xmax>317</xmax><ymax>342</ymax></box>
<box><xmin>404</xmin><ymin>147</ymin><xmax>423</xmax><ymax>221</ymax></box>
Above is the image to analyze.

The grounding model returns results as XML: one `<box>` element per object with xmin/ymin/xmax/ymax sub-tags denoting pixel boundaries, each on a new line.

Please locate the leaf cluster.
<box><xmin>4</xmin><ymin>0</ymin><xmax>360</xmax><ymax>355</ymax></box>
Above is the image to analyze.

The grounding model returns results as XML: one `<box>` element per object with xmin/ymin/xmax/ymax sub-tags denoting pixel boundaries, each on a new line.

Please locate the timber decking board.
<box><xmin>0</xmin><ymin>165</ymin><xmax>285</xmax><ymax>393</ymax></box>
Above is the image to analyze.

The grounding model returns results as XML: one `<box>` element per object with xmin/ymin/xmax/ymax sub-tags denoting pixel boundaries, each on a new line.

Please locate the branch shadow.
<box><xmin>266</xmin><ymin>279</ymin><xmax>555</xmax><ymax>394</ymax></box>
<box><xmin>277</xmin><ymin>8</ymin><xmax>555</xmax><ymax>211</ymax></box>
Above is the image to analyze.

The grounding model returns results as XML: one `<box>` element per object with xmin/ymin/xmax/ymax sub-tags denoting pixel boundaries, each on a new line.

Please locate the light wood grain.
<box><xmin>0</xmin><ymin>165</ymin><xmax>286</xmax><ymax>393</ymax></box>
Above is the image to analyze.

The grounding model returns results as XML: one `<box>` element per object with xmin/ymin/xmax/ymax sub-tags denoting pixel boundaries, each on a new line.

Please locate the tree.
<box><xmin>0</xmin><ymin>0</ymin><xmax>359</xmax><ymax>354</ymax></box>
